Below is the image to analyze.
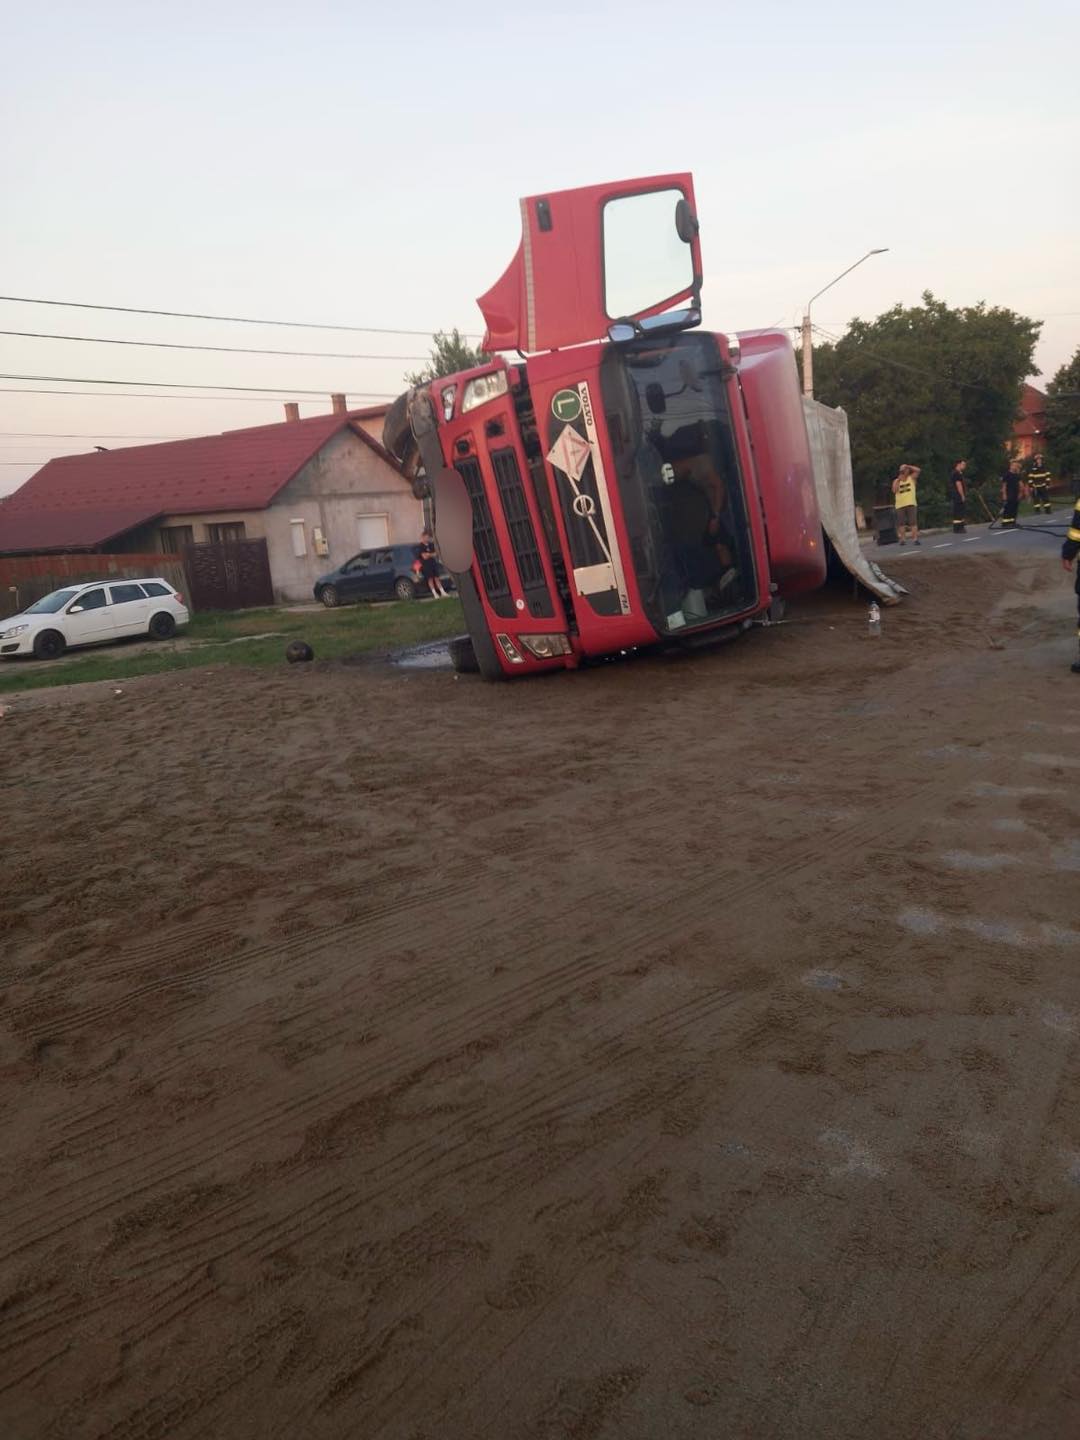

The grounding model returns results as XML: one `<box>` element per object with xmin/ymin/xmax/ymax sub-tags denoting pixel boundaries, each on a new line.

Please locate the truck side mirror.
<box><xmin>675</xmin><ymin>198</ymin><xmax>699</xmax><ymax>243</ymax></box>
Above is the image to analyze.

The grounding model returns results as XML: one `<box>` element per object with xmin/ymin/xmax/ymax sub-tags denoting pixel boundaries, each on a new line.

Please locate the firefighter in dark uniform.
<box><xmin>1000</xmin><ymin>460</ymin><xmax>1025</xmax><ymax>527</ymax></box>
<box><xmin>1028</xmin><ymin>452</ymin><xmax>1052</xmax><ymax>514</ymax></box>
<box><xmin>949</xmin><ymin>459</ymin><xmax>968</xmax><ymax>533</ymax></box>
<box><xmin>1063</xmin><ymin>499</ymin><xmax>1080</xmax><ymax>673</ymax></box>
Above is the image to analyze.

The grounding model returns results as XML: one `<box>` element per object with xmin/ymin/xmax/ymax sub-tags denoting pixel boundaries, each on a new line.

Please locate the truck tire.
<box><xmin>448</xmin><ymin>635</ymin><xmax>480</xmax><ymax>674</ymax></box>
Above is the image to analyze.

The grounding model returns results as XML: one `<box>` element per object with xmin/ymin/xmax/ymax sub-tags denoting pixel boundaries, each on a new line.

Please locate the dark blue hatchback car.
<box><xmin>313</xmin><ymin>545</ymin><xmax>454</xmax><ymax>606</ymax></box>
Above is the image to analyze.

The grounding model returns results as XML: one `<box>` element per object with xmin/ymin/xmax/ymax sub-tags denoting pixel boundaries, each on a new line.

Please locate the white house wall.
<box><xmin>267</xmin><ymin>429</ymin><xmax>423</xmax><ymax>602</ymax></box>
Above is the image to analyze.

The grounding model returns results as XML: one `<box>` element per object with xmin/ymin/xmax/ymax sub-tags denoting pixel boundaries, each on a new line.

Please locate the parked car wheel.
<box><xmin>448</xmin><ymin>634</ymin><xmax>479</xmax><ymax>674</ymax></box>
<box><xmin>148</xmin><ymin>611</ymin><xmax>177</xmax><ymax>640</ymax></box>
<box><xmin>319</xmin><ymin>584</ymin><xmax>340</xmax><ymax>608</ymax></box>
<box><xmin>394</xmin><ymin>577</ymin><xmax>417</xmax><ymax>602</ymax></box>
<box><xmin>32</xmin><ymin>629</ymin><xmax>67</xmax><ymax>660</ymax></box>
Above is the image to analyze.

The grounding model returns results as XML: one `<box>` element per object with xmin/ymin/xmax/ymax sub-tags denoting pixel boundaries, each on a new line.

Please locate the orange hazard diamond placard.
<box><xmin>546</xmin><ymin>424</ymin><xmax>592</xmax><ymax>484</ymax></box>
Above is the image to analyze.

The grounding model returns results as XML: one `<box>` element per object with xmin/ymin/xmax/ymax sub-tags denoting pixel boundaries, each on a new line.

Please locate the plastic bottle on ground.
<box><xmin>868</xmin><ymin>601</ymin><xmax>882</xmax><ymax>639</ymax></box>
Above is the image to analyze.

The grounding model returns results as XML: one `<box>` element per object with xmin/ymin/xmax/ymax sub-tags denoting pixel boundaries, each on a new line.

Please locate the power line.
<box><xmin>0</xmin><ymin>387</ymin><xmax>395</xmax><ymax>403</ymax></box>
<box><xmin>0</xmin><ymin>431</ymin><xmax>193</xmax><ymax>439</ymax></box>
<box><xmin>0</xmin><ymin>329</ymin><xmax>429</xmax><ymax>362</ymax></box>
<box><xmin>0</xmin><ymin>293</ymin><xmax>484</xmax><ymax>340</ymax></box>
<box><xmin>0</xmin><ymin>372</ymin><xmax>399</xmax><ymax>396</ymax></box>
<box><xmin>810</xmin><ymin>325</ymin><xmax>995</xmax><ymax>393</ymax></box>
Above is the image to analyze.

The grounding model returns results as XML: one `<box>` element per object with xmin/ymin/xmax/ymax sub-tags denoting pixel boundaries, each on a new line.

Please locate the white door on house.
<box><xmin>357</xmin><ymin>514</ymin><xmax>389</xmax><ymax>550</ymax></box>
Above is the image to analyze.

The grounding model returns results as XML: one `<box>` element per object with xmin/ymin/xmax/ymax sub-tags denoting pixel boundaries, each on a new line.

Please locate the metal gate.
<box><xmin>183</xmin><ymin>539</ymin><xmax>274</xmax><ymax>611</ymax></box>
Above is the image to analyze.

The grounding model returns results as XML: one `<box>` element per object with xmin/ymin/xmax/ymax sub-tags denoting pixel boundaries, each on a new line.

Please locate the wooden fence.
<box><xmin>0</xmin><ymin>553</ymin><xmax>189</xmax><ymax>621</ymax></box>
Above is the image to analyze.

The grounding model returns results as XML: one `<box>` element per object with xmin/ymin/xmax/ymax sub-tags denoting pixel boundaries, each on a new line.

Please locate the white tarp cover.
<box><xmin>802</xmin><ymin>397</ymin><xmax>907</xmax><ymax>605</ymax></box>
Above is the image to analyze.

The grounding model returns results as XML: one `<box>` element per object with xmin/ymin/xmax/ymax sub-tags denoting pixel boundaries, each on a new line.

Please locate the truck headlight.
<box><xmin>495</xmin><ymin>633</ymin><xmax>524</xmax><ymax>664</ymax></box>
<box><xmin>518</xmin><ymin>633</ymin><xmax>572</xmax><ymax>659</ymax></box>
<box><xmin>461</xmin><ymin>371</ymin><xmax>508</xmax><ymax>413</ymax></box>
<box><xmin>0</xmin><ymin>624</ymin><xmax>28</xmax><ymax>639</ymax></box>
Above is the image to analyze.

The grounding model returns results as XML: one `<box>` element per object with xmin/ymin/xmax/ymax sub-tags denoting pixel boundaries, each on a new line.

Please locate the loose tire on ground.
<box><xmin>319</xmin><ymin>585</ymin><xmax>340</xmax><ymax>608</ymax></box>
<box><xmin>148</xmin><ymin>612</ymin><xmax>177</xmax><ymax>640</ymax></box>
<box><xmin>448</xmin><ymin>634</ymin><xmax>480</xmax><ymax>674</ymax></box>
<box><xmin>394</xmin><ymin>577</ymin><xmax>417</xmax><ymax>602</ymax></box>
<box><xmin>32</xmin><ymin>629</ymin><xmax>66</xmax><ymax>660</ymax></box>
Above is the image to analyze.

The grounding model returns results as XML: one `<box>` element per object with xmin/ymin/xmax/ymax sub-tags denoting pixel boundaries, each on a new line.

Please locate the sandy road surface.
<box><xmin>2</xmin><ymin>551</ymin><xmax>1080</xmax><ymax>1440</ymax></box>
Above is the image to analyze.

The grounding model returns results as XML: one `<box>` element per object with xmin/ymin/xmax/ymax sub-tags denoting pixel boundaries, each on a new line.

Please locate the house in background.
<box><xmin>0</xmin><ymin>397</ymin><xmax>425</xmax><ymax>603</ymax></box>
<box><xmin>1011</xmin><ymin>383</ymin><xmax>1048</xmax><ymax>462</ymax></box>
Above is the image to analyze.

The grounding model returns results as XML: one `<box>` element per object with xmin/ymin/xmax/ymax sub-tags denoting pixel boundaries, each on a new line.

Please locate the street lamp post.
<box><xmin>801</xmin><ymin>248</ymin><xmax>888</xmax><ymax>398</ymax></box>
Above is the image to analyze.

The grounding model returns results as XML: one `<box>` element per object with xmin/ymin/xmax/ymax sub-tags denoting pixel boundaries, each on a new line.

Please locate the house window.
<box><xmin>357</xmin><ymin>513</ymin><xmax>389</xmax><ymax>549</ymax></box>
<box><xmin>161</xmin><ymin>525</ymin><xmax>194</xmax><ymax>553</ymax></box>
<box><xmin>290</xmin><ymin>520</ymin><xmax>307</xmax><ymax>558</ymax></box>
<box><xmin>207</xmin><ymin>521</ymin><xmax>246</xmax><ymax>543</ymax></box>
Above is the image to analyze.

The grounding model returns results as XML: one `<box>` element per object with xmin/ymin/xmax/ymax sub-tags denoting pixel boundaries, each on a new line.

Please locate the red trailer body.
<box><xmin>386</xmin><ymin>174</ymin><xmax>828</xmax><ymax>679</ymax></box>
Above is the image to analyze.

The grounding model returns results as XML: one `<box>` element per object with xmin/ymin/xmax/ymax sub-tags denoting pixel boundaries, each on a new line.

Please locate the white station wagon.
<box><xmin>0</xmin><ymin>578</ymin><xmax>190</xmax><ymax>660</ymax></box>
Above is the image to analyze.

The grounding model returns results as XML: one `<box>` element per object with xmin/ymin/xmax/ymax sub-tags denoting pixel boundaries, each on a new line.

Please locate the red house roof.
<box><xmin>0</xmin><ymin>408</ymin><xmax>394</xmax><ymax>554</ymax></box>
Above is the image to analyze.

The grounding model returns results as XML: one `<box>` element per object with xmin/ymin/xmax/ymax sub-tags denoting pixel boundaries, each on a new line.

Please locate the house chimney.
<box><xmin>331</xmin><ymin>393</ymin><xmax>347</xmax><ymax>415</ymax></box>
<box><xmin>284</xmin><ymin>402</ymin><xmax>300</xmax><ymax>423</ymax></box>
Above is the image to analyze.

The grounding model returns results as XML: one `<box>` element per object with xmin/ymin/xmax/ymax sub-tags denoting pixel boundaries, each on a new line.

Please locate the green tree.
<box><xmin>404</xmin><ymin>329</ymin><xmax>490</xmax><ymax>387</ymax></box>
<box><xmin>806</xmin><ymin>292</ymin><xmax>1041</xmax><ymax>517</ymax></box>
<box><xmin>1045</xmin><ymin>346</ymin><xmax>1080</xmax><ymax>486</ymax></box>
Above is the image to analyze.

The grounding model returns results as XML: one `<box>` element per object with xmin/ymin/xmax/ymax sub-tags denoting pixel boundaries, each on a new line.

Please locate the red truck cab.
<box><xmin>386</xmin><ymin>174</ymin><xmax>826</xmax><ymax>679</ymax></box>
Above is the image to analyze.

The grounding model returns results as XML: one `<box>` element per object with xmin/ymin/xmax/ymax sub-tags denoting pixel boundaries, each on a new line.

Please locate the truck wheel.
<box><xmin>448</xmin><ymin>635</ymin><xmax>480</xmax><ymax>674</ymax></box>
<box><xmin>33</xmin><ymin>629</ymin><xmax>66</xmax><ymax>660</ymax></box>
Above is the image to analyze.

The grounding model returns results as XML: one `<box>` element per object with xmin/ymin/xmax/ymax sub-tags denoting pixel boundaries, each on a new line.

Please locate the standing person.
<box><xmin>1028</xmin><ymin>452</ymin><xmax>1052</xmax><ymax>514</ymax></box>
<box><xmin>891</xmin><ymin>463</ymin><xmax>921</xmax><ymax>546</ymax></box>
<box><xmin>417</xmin><ymin>529</ymin><xmax>449</xmax><ymax>599</ymax></box>
<box><xmin>1061</xmin><ymin>496</ymin><xmax>1080</xmax><ymax>673</ymax></box>
<box><xmin>1000</xmin><ymin>460</ymin><xmax>1026</xmax><ymax>529</ymax></box>
<box><xmin>949</xmin><ymin>460</ymin><xmax>968</xmax><ymax>534</ymax></box>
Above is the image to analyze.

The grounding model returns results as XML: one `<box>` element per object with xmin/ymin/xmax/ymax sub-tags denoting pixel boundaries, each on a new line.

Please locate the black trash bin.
<box><xmin>873</xmin><ymin>505</ymin><xmax>898</xmax><ymax>545</ymax></box>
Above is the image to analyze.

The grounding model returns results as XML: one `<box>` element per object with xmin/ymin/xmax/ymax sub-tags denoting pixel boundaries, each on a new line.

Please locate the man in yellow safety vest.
<box><xmin>891</xmin><ymin>463</ymin><xmax>921</xmax><ymax>545</ymax></box>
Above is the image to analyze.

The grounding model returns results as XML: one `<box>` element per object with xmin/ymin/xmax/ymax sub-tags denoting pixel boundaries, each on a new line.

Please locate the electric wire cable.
<box><xmin>0</xmin><ymin>293</ymin><xmax>483</xmax><ymax>339</ymax></box>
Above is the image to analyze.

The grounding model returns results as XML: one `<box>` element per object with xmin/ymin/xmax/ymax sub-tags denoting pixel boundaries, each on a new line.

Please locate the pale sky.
<box><xmin>2</xmin><ymin>0</ymin><xmax>1077</xmax><ymax>496</ymax></box>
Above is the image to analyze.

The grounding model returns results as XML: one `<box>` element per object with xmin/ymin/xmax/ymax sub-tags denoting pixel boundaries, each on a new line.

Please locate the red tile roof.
<box><xmin>0</xmin><ymin>505</ymin><xmax>160</xmax><ymax>555</ymax></box>
<box><xmin>0</xmin><ymin>409</ymin><xmax>391</xmax><ymax>554</ymax></box>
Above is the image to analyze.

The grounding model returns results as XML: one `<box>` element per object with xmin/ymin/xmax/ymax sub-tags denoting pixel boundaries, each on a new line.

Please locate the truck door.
<box><xmin>477</xmin><ymin>173</ymin><xmax>702</xmax><ymax>354</ymax></box>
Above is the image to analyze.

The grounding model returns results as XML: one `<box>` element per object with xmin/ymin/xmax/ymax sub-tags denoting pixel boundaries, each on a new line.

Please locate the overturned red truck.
<box><xmin>385</xmin><ymin>173</ymin><xmax>902</xmax><ymax>679</ymax></box>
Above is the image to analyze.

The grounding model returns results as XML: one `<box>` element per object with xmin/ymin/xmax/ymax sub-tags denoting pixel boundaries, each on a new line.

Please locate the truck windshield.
<box><xmin>601</xmin><ymin>332</ymin><xmax>755</xmax><ymax>634</ymax></box>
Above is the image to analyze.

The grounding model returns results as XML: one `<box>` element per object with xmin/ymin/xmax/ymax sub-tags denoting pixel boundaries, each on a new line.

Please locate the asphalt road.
<box><xmin>865</xmin><ymin>517</ymin><xmax>1072</xmax><ymax>566</ymax></box>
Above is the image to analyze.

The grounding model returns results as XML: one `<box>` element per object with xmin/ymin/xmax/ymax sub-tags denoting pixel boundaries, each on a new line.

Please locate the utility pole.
<box><xmin>801</xmin><ymin>312</ymin><xmax>814</xmax><ymax>397</ymax></box>
<box><xmin>801</xmin><ymin>248</ymin><xmax>888</xmax><ymax>399</ymax></box>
